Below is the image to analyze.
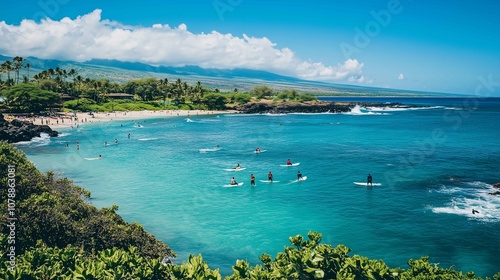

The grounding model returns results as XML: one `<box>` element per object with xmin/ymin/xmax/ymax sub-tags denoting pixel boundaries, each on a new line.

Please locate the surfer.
<box><xmin>287</xmin><ymin>159</ymin><xmax>292</xmax><ymax>165</ymax></box>
<box><xmin>230</xmin><ymin>177</ymin><xmax>238</xmax><ymax>185</ymax></box>
<box><xmin>98</xmin><ymin>155</ymin><xmax>102</xmax><ymax>159</ymax></box>
<box><xmin>472</xmin><ymin>209</ymin><xmax>479</xmax><ymax>214</ymax></box>
<box><xmin>297</xmin><ymin>171</ymin><xmax>303</xmax><ymax>180</ymax></box>
<box><xmin>268</xmin><ymin>171</ymin><xmax>273</xmax><ymax>182</ymax></box>
<box><xmin>367</xmin><ymin>174</ymin><xmax>373</xmax><ymax>186</ymax></box>
<box><xmin>127</xmin><ymin>133</ymin><xmax>130</xmax><ymax>139</ymax></box>
<box><xmin>115</xmin><ymin>139</ymin><xmax>118</xmax><ymax>144</ymax></box>
<box><xmin>235</xmin><ymin>163</ymin><xmax>242</xmax><ymax>169</ymax></box>
<box><xmin>250</xmin><ymin>174</ymin><xmax>256</xmax><ymax>186</ymax></box>
<box><xmin>255</xmin><ymin>147</ymin><xmax>261</xmax><ymax>153</ymax></box>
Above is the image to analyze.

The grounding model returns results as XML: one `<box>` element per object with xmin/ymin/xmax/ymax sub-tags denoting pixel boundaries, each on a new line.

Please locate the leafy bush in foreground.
<box><xmin>1</xmin><ymin>142</ymin><xmax>499</xmax><ymax>279</ymax></box>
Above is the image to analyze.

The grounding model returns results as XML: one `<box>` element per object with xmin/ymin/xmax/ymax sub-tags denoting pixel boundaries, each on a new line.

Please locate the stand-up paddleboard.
<box><xmin>259</xmin><ymin>180</ymin><xmax>280</xmax><ymax>183</ymax></box>
<box><xmin>224</xmin><ymin>168</ymin><xmax>247</xmax><ymax>172</ymax></box>
<box><xmin>199</xmin><ymin>147</ymin><xmax>221</xmax><ymax>153</ymax></box>
<box><xmin>354</xmin><ymin>182</ymin><xmax>382</xmax><ymax>186</ymax></box>
<box><xmin>280</xmin><ymin>163</ymin><xmax>300</xmax><ymax>167</ymax></box>
<box><xmin>291</xmin><ymin>176</ymin><xmax>308</xmax><ymax>183</ymax></box>
<box><xmin>223</xmin><ymin>182</ymin><xmax>244</xmax><ymax>187</ymax></box>
<box><xmin>84</xmin><ymin>157</ymin><xmax>101</xmax><ymax>161</ymax></box>
<box><xmin>254</xmin><ymin>150</ymin><xmax>267</xmax><ymax>153</ymax></box>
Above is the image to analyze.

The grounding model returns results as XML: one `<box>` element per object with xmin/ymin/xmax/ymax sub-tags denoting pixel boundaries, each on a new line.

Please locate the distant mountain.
<box><xmin>1</xmin><ymin>54</ymin><xmax>454</xmax><ymax>96</ymax></box>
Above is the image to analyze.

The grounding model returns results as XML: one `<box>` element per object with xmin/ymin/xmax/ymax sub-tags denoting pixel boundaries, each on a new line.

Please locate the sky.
<box><xmin>1</xmin><ymin>0</ymin><xmax>499</xmax><ymax>96</ymax></box>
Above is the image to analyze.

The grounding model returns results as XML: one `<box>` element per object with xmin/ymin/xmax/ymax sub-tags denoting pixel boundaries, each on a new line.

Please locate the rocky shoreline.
<box><xmin>234</xmin><ymin>100</ymin><xmax>410</xmax><ymax>114</ymax></box>
<box><xmin>0</xmin><ymin>113</ymin><xmax>59</xmax><ymax>143</ymax></box>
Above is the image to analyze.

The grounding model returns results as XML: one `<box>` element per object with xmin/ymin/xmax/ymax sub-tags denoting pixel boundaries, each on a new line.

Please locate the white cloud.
<box><xmin>0</xmin><ymin>9</ymin><xmax>366</xmax><ymax>82</ymax></box>
<box><xmin>398</xmin><ymin>73</ymin><xmax>405</xmax><ymax>80</ymax></box>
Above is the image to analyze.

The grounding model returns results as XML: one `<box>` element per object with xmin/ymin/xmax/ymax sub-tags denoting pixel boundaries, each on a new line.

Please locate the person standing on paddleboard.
<box><xmin>250</xmin><ymin>174</ymin><xmax>256</xmax><ymax>186</ymax></box>
<box><xmin>268</xmin><ymin>171</ymin><xmax>273</xmax><ymax>182</ymax></box>
<box><xmin>297</xmin><ymin>171</ymin><xmax>303</xmax><ymax>180</ymax></box>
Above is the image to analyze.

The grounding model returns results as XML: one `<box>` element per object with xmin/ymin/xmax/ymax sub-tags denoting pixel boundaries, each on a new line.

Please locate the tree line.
<box><xmin>1</xmin><ymin>56</ymin><xmax>317</xmax><ymax>113</ymax></box>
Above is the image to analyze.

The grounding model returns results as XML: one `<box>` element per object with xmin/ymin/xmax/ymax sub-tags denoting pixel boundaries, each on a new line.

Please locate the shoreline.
<box><xmin>5</xmin><ymin>109</ymin><xmax>237</xmax><ymax>130</ymax></box>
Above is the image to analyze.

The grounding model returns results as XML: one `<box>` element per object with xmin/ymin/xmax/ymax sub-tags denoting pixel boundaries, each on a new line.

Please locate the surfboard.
<box><xmin>291</xmin><ymin>176</ymin><xmax>308</xmax><ymax>183</ymax></box>
<box><xmin>224</xmin><ymin>168</ymin><xmax>247</xmax><ymax>171</ymax></box>
<box><xmin>223</xmin><ymin>182</ymin><xmax>244</xmax><ymax>187</ymax></box>
<box><xmin>259</xmin><ymin>180</ymin><xmax>280</xmax><ymax>183</ymax></box>
<box><xmin>199</xmin><ymin>147</ymin><xmax>221</xmax><ymax>153</ymax></box>
<box><xmin>353</xmin><ymin>182</ymin><xmax>382</xmax><ymax>186</ymax></box>
<box><xmin>280</xmin><ymin>162</ymin><xmax>300</xmax><ymax>167</ymax></box>
<box><xmin>254</xmin><ymin>150</ymin><xmax>267</xmax><ymax>153</ymax></box>
<box><xmin>84</xmin><ymin>157</ymin><xmax>101</xmax><ymax>161</ymax></box>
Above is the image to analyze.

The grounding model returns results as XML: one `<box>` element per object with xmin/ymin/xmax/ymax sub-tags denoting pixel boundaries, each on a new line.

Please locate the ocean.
<box><xmin>15</xmin><ymin>97</ymin><xmax>500</xmax><ymax>277</ymax></box>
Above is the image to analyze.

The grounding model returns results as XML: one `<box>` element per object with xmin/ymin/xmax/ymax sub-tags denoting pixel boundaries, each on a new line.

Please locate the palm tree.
<box><xmin>1</xmin><ymin>61</ymin><xmax>13</xmax><ymax>82</ymax></box>
<box><xmin>25</xmin><ymin>63</ymin><xmax>31</xmax><ymax>82</ymax></box>
<box><xmin>13</xmin><ymin>56</ymin><xmax>25</xmax><ymax>84</ymax></box>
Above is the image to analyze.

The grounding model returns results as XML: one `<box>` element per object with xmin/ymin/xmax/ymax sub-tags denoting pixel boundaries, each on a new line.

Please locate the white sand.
<box><xmin>6</xmin><ymin>109</ymin><xmax>237</xmax><ymax>130</ymax></box>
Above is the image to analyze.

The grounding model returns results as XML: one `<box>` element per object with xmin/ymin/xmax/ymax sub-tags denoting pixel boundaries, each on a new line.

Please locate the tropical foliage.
<box><xmin>1</xmin><ymin>56</ymin><xmax>318</xmax><ymax>113</ymax></box>
<box><xmin>0</xmin><ymin>142</ymin><xmax>172</xmax><ymax>259</ymax></box>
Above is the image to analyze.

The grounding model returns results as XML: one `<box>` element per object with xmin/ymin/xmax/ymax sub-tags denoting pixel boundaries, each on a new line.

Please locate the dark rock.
<box><xmin>234</xmin><ymin>101</ymin><xmax>411</xmax><ymax>114</ymax></box>
<box><xmin>0</xmin><ymin>114</ymin><xmax>59</xmax><ymax>143</ymax></box>
<box><xmin>493</xmin><ymin>183</ymin><xmax>500</xmax><ymax>189</ymax></box>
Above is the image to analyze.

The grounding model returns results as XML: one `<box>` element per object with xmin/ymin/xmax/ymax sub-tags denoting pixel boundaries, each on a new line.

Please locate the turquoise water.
<box><xmin>16</xmin><ymin>97</ymin><xmax>500</xmax><ymax>277</ymax></box>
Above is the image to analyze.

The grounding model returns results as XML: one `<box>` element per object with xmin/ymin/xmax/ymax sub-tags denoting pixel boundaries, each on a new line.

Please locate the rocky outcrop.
<box><xmin>234</xmin><ymin>101</ymin><xmax>409</xmax><ymax>114</ymax></box>
<box><xmin>0</xmin><ymin>113</ymin><xmax>58</xmax><ymax>143</ymax></box>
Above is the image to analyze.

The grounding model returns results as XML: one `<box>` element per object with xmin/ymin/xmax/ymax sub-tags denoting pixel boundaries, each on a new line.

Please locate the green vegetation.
<box><xmin>1</xmin><ymin>56</ymin><xmax>318</xmax><ymax>114</ymax></box>
<box><xmin>1</xmin><ymin>83</ymin><xmax>61</xmax><ymax>113</ymax></box>
<box><xmin>1</xmin><ymin>142</ymin><xmax>499</xmax><ymax>279</ymax></box>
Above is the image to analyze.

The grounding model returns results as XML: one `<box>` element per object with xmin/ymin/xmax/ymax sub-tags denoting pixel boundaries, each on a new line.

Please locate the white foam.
<box><xmin>367</xmin><ymin>106</ymin><xmax>443</xmax><ymax>112</ymax></box>
<box><xmin>430</xmin><ymin>181</ymin><xmax>500</xmax><ymax>222</ymax></box>
<box><xmin>343</xmin><ymin>105</ymin><xmax>388</xmax><ymax>115</ymax></box>
<box><xmin>13</xmin><ymin>133</ymin><xmax>52</xmax><ymax>147</ymax></box>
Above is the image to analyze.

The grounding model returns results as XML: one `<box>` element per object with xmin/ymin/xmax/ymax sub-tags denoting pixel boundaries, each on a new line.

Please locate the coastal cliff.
<box><xmin>234</xmin><ymin>100</ymin><xmax>408</xmax><ymax>114</ymax></box>
<box><xmin>0</xmin><ymin>113</ymin><xmax>58</xmax><ymax>143</ymax></box>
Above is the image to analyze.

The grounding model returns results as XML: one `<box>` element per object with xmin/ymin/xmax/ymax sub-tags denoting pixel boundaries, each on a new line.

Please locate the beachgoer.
<box><xmin>367</xmin><ymin>174</ymin><xmax>373</xmax><ymax>186</ymax></box>
<box><xmin>235</xmin><ymin>163</ymin><xmax>241</xmax><ymax>169</ymax></box>
<box><xmin>127</xmin><ymin>133</ymin><xmax>130</xmax><ymax>139</ymax></box>
<box><xmin>268</xmin><ymin>171</ymin><xmax>273</xmax><ymax>182</ymax></box>
<box><xmin>250</xmin><ymin>174</ymin><xmax>256</xmax><ymax>186</ymax></box>
<box><xmin>98</xmin><ymin>155</ymin><xmax>102</xmax><ymax>159</ymax></box>
<box><xmin>287</xmin><ymin>159</ymin><xmax>292</xmax><ymax>165</ymax></box>
<box><xmin>76</xmin><ymin>144</ymin><xmax>79</xmax><ymax>150</ymax></box>
<box><xmin>256</xmin><ymin>148</ymin><xmax>261</xmax><ymax>152</ymax></box>
<box><xmin>104</xmin><ymin>141</ymin><xmax>108</xmax><ymax>146</ymax></box>
<box><xmin>115</xmin><ymin>139</ymin><xmax>118</xmax><ymax>144</ymax></box>
<box><xmin>297</xmin><ymin>171</ymin><xmax>303</xmax><ymax>180</ymax></box>
<box><xmin>230</xmin><ymin>177</ymin><xmax>238</xmax><ymax>185</ymax></box>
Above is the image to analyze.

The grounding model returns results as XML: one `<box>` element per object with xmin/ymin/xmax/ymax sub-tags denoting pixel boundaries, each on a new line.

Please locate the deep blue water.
<box><xmin>16</xmin><ymin>97</ymin><xmax>500</xmax><ymax>277</ymax></box>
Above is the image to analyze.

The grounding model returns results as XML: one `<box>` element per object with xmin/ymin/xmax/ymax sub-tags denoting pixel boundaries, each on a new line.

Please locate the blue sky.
<box><xmin>1</xmin><ymin>0</ymin><xmax>499</xmax><ymax>95</ymax></box>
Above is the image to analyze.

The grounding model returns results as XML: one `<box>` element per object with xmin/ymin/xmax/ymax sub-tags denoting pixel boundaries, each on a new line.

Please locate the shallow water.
<box><xmin>17</xmin><ymin>97</ymin><xmax>500</xmax><ymax>277</ymax></box>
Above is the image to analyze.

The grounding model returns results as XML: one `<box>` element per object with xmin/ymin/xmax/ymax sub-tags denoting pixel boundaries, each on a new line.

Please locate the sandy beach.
<box><xmin>5</xmin><ymin>109</ymin><xmax>237</xmax><ymax>130</ymax></box>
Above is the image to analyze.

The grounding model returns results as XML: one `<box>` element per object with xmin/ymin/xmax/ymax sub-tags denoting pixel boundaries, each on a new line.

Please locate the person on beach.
<box><xmin>230</xmin><ymin>177</ymin><xmax>238</xmax><ymax>185</ymax></box>
<box><xmin>367</xmin><ymin>174</ymin><xmax>373</xmax><ymax>186</ymax></box>
<box><xmin>287</xmin><ymin>159</ymin><xmax>292</xmax><ymax>165</ymax></box>
<box><xmin>268</xmin><ymin>171</ymin><xmax>273</xmax><ymax>182</ymax></box>
<box><xmin>250</xmin><ymin>174</ymin><xmax>256</xmax><ymax>186</ymax></box>
<box><xmin>297</xmin><ymin>171</ymin><xmax>303</xmax><ymax>180</ymax></box>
